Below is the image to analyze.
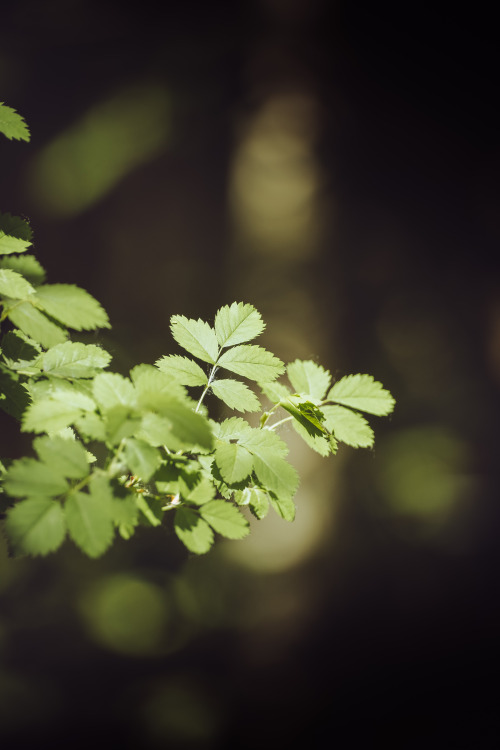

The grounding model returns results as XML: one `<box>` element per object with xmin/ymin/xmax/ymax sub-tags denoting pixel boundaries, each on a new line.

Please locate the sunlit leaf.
<box><xmin>287</xmin><ymin>359</ymin><xmax>331</xmax><ymax>400</ymax></box>
<box><xmin>200</xmin><ymin>499</ymin><xmax>250</xmax><ymax>539</ymax></box>
<box><xmin>327</xmin><ymin>374</ymin><xmax>395</xmax><ymax>416</ymax></box>
<box><xmin>170</xmin><ymin>315</ymin><xmax>218</xmax><ymax>364</ymax></box>
<box><xmin>174</xmin><ymin>507</ymin><xmax>214</xmax><ymax>554</ymax></box>
<box><xmin>5</xmin><ymin>498</ymin><xmax>66</xmax><ymax>556</ymax></box>
<box><xmin>214</xmin><ymin>302</ymin><xmax>265</xmax><ymax>348</ymax></box>
<box><xmin>218</xmin><ymin>345</ymin><xmax>284</xmax><ymax>382</ymax></box>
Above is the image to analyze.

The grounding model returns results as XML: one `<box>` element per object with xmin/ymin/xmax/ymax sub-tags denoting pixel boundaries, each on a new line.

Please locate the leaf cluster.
<box><xmin>0</xmin><ymin>105</ymin><xmax>395</xmax><ymax>558</ymax></box>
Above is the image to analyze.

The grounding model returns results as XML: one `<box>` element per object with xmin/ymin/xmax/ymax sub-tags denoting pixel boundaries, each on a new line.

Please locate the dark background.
<box><xmin>1</xmin><ymin>1</ymin><xmax>499</xmax><ymax>747</ymax></box>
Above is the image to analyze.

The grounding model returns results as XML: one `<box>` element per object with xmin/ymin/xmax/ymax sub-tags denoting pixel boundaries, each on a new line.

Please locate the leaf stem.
<box><xmin>195</xmin><ymin>364</ymin><xmax>218</xmax><ymax>413</ymax></box>
<box><xmin>265</xmin><ymin>416</ymin><xmax>293</xmax><ymax>431</ymax></box>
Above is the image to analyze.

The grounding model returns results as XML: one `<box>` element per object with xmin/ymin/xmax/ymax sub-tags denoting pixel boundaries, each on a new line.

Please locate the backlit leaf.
<box><xmin>5</xmin><ymin>498</ymin><xmax>66</xmax><ymax>556</ymax></box>
<box><xmin>214</xmin><ymin>302</ymin><xmax>265</xmax><ymax>347</ymax></box>
<box><xmin>0</xmin><ymin>254</ymin><xmax>45</xmax><ymax>283</ymax></box>
<box><xmin>217</xmin><ymin>344</ymin><xmax>284</xmax><ymax>382</ymax></box>
<box><xmin>34</xmin><ymin>284</ymin><xmax>110</xmax><ymax>330</ymax></box>
<box><xmin>322</xmin><ymin>405</ymin><xmax>374</xmax><ymax>448</ymax></box>
<box><xmin>38</xmin><ymin>341</ymin><xmax>111</xmax><ymax>378</ymax></box>
<box><xmin>65</xmin><ymin>482</ymin><xmax>114</xmax><ymax>558</ymax></box>
<box><xmin>200</xmin><ymin>500</ymin><xmax>250</xmax><ymax>539</ymax></box>
<box><xmin>170</xmin><ymin>315</ymin><xmax>219</xmax><ymax>364</ymax></box>
<box><xmin>7</xmin><ymin>302</ymin><xmax>67</xmax><ymax>348</ymax></box>
<box><xmin>287</xmin><ymin>359</ymin><xmax>331</xmax><ymax>400</ymax></box>
<box><xmin>0</xmin><ymin>212</ymin><xmax>33</xmax><ymax>254</ymax></box>
<box><xmin>124</xmin><ymin>437</ymin><xmax>161</xmax><ymax>481</ymax></box>
<box><xmin>4</xmin><ymin>458</ymin><xmax>68</xmax><ymax>497</ymax></box>
<box><xmin>210</xmin><ymin>378</ymin><xmax>260</xmax><ymax>412</ymax></box>
<box><xmin>92</xmin><ymin>372</ymin><xmax>136</xmax><ymax>411</ymax></box>
<box><xmin>0</xmin><ymin>103</ymin><xmax>30</xmax><ymax>141</ymax></box>
<box><xmin>214</xmin><ymin>441</ymin><xmax>253</xmax><ymax>484</ymax></box>
<box><xmin>327</xmin><ymin>374</ymin><xmax>395</xmax><ymax>416</ymax></box>
<box><xmin>33</xmin><ymin>436</ymin><xmax>90</xmax><ymax>479</ymax></box>
<box><xmin>0</xmin><ymin>268</ymin><xmax>35</xmax><ymax>298</ymax></box>
<box><xmin>174</xmin><ymin>507</ymin><xmax>214</xmax><ymax>554</ymax></box>
<box><xmin>155</xmin><ymin>354</ymin><xmax>208</xmax><ymax>386</ymax></box>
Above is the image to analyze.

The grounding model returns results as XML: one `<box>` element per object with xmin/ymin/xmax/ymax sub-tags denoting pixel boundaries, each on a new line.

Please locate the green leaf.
<box><xmin>217</xmin><ymin>345</ymin><xmax>284</xmax><ymax>382</ymax></box>
<box><xmin>0</xmin><ymin>254</ymin><xmax>45</xmax><ymax>284</ymax></box>
<box><xmin>170</xmin><ymin>315</ymin><xmax>219</xmax><ymax>364</ymax></box>
<box><xmin>136</xmin><ymin>494</ymin><xmax>162</xmax><ymax>527</ymax></box>
<box><xmin>280</xmin><ymin>397</ymin><xmax>326</xmax><ymax>436</ymax></box>
<box><xmin>214</xmin><ymin>302</ymin><xmax>265</xmax><ymax>348</ymax></box>
<box><xmin>214</xmin><ymin>441</ymin><xmax>253</xmax><ymax>484</ymax></box>
<box><xmin>38</xmin><ymin>341</ymin><xmax>112</xmax><ymax>379</ymax></box>
<box><xmin>186</xmin><ymin>477</ymin><xmax>216</xmax><ymax>505</ymax></box>
<box><xmin>131</xmin><ymin>364</ymin><xmax>188</xmax><ymax>409</ymax></box>
<box><xmin>0</xmin><ymin>103</ymin><xmax>30</xmax><ymax>141</ymax></box>
<box><xmin>5</xmin><ymin>498</ymin><xmax>66</xmax><ymax>556</ymax></box>
<box><xmin>0</xmin><ymin>365</ymin><xmax>30</xmax><ymax>419</ymax></box>
<box><xmin>155</xmin><ymin>355</ymin><xmax>208</xmax><ymax>386</ymax></box>
<box><xmin>34</xmin><ymin>284</ymin><xmax>110</xmax><ymax>330</ymax></box>
<box><xmin>65</xmin><ymin>481</ymin><xmax>114</xmax><ymax>558</ymax></box>
<box><xmin>210</xmin><ymin>378</ymin><xmax>260</xmax><ymax>412</ymax></box>
<box><xmin>0</xmin><ymin>269</ymin><xmax>35</xmax><ymax>298</ymax></box>
<box><xmin>124</xmin><ymin>438</ymin><xmax>161</xmax><ymax>482</ymax></box>
<box><xmin>321</xmin><ymin>405</ymin><xmax>374</xmax><ymax>448</ymax></box>
<box><xmin>92</xmin><ymin>372</ymin><xmax>136</xmax><ymax>411</ymax></box>
<box><xmin>0</xmin><ymin>212</ymin><xmax>33</xmax><ymax>254</ymax></box>
<box><xmin>7</xmin><ymin>302</ymin><xmax>67</xmax><ymax>348</ymax></box>
<box><xmin>291</xmin><ymin>420</ymin><xmax>331</xmax><ymax>456</ymax></box>
<box><xmin>243</xmin><ymin>428</ymin><xmax>289</xmax><ymax>459</ymax></box>
<box><xmin>104</xmin><ymin>406</ymin><xmax>141</xmax><ymax>445</ymax></box>
<box><xmin>3</xmin><ymin>457</ymin><xmax>69</xmax><ymax>497</ymax></box>
<box><xmin>327</xmin><ymin>374</ymin><xmax>395</xmax><ymax>416</ymax></box>
<box><xmin>1</xmin><ymin>329</ymin><xmax>41</xmax><ymax>362</ymax></box>
<box><xmin>236</xmin><ymin>487</ymin><xmax>270</xmax><ymax>519</ymax></box>
<box><xmin>211</xmin><ymin>417</ymin><xmax>254</xmax><ymax>443</ymax></box>
<box><xmin>252</xmin><ymin>452</ymin><xmax>299</xmax><ymax>502</ymax></box>
<box><xmin>260</xmin><ymin>380</ymin><xmax>291</xmax><ymax>403</ymax></box>
<box><xmin>287</xmin><ymin>359</ymin><xmax>331</xmax><ymax>400</ymax></box>
<box><xmin>269</xmin><ymin>494</ymin><xmax>296</xmax><ymax>522</ymax></box>
<box><xmin>153</xmin><ymin>400</ymin><xmax>213</xmax><ymax>451</ymax></box>
<box><xmin>33</xmin><ymin>436</ymin><xmax>90</xmax><ymax>479</ymax></box>
<box><xmin>74</xmin><ymin>413</ymin><xmax>106</xmax><ymax>441</ymax></box>
<box><xmin>200</xmin><ymin>500</ymin><xmax>250</xmax><ymax>539</ymax></box>
<box><xmin>174</xmin><ymin>507</ymin><xmax>214</xmax><ymax>554</ymax></box>
<box><xmin>22</xmin><ymin>399</ymin><xmax>86</xmax><ymax>434</ymax></box>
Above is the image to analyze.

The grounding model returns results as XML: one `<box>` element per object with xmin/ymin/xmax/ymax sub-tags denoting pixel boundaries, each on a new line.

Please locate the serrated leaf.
<box><xmin>65</xmin><ymin>481</ymin><xmax>114</xmax><ymax>558</ymax></box>
<box><xmin>210</xmin><ymin>378</ymin><xmax>260</xmax><ymax>412</ymax></box>
<box><xmin>7</xmin><ymin>302</ymin><xmax>67</xmax><ymax>348</ymax></box>
<box><xmin>157</xmin><ymin>400</ymin><xmax>213</xmax><ymax>451</ymax></box>
<box><xmin>74</xmin><ymin>413</ymin><xmax>106</xmax><ymax>441</ymax></box>
<box><xmin>217</xmin><ymin>345</ymin><xmax>284</xmax><ymax>382</ymax></box>
<box><xmin>1</xmin><ymin>329</ymin><xmax>41</xmax><ymax>362</ymax></box>
<box><xmin>214</xmin><ymin>302</ymin><xmax>265</xmax><ymax>348</ymax></box>
<box><xmin>34</xmin><ymin>284</ymin><xmax>110</xmax><ymax>330</ymax></box>
<box><xmin>252</xmin><ymin>452</ymin><xmax>299</xmax><ymax>501</ymax></box>
<box><xmin>38</xmin><ymin>341</ymin><xmax>112</xmax><ymax>379</ymax></box>
<box><xmin>236</xmin><ymin>487</ymin><xmax>269</xmax><ymax>519</ymax></box>
<box><xmin>22</xmin><ymin>399</ymin><xmax>85</xmax><ymax>434</ymax></box>
<box><xmin>280</xmin><ymin>397</ymin><xmax>326</xmax><ymax>436</ymax></box>
<box><xmin>136</xmin><ymin>494</ymin><xmax>162</xmax><ymax>527</ymax></box>
<box><xmin>211</xmin><ymin>417</ymin><xmax>254</xmax><ymax>443</ymax></box>
<box><xmin>0</xmin><ymin>268</ymin><xmax>35</xmax><ymax>298</ymax></box>
<box><xmin>287</xmin><ymin>359</ymin><xmax>331</xmax><ymax>400</ymax></box>
<box><xmin>0</xmin><ymin>212</ymin><xmax>33</xmax><ymax>255</ymax></box>
<box><xmin>170</xmin><ymin>315</ymin><xmax>219</xmax><ymax>364</ymax></box>
<box><xmin>5</xmin><ymin>498</ymin><xmax>66</xmax><ymax>556</ymax></box>
<box><xmin>260</xmin><ymin>380</ymin><xmax>291</xmax><ymax>403</ymax></box>
<box><xmin>28</xmin><ymin>380</ymin><xmax>95</xmax><ymax>412</ymax></box>
<box><xmin>0</xmin><ymin>365</ymin><xmax>30</xmax><ymax>419</ymax></box>
<box><xmin>214</xmin><ymin>441</ymin><xmax>253</xmax><ymax>484</ymax></box>
<box><xmin>33</xmin><ymin>436</ymin><xmax>90</xmax><ymax>479</ymax></box>
<box><xmin>321</xmin><ymin>405</ymin><xmax>374</xmax><ymax>448</ymax></box>
<box><xmin>242</xmin><ymin>428</ymin><xmax>289</xmax><ymax>459</ymax></box>
<box><xmin>186</xmin><ymin>477</ymin><xmax>216</xmax><ymax>505</ymax></box>
<box><xmin>200</xmin><ymin>499</ymin><xmax>250</xmax><ymax>539</ymax></box>
<box><xmin>124</xmin><ymin>438</ymin><xmax>161</xmax><ymax>482</ymax></box>
<box><xmin>0</xmin><ymin>254</ymin><xmax>45</xmax><ymax>283</ymax></box>
<box><xmin>131</xmin><ymin>364</ymin><xmax>188</xmax><ymax>409</ymax></box>
<box><xmin>3</xmin><ymin>457</ymin><xmax>69</xmax><ymax>497</ymax></box>
<box><xmin>155</xmin><ymin>354</ymin><xmax>208</xmax><ymax>386</ymax></box>
<box><xmin>104</xmin><ymin>406</ymin><xmax>141</xmax><ymax>445</ymax></box>
<box><xmin>291</xmin><ymin>420</ymin><xmax>331</xmax><ymax>456</ymax></box>
<box><xmin>327</xmin><ymin>374</ymin><xmax>395</xmax><ymax>416</ymax></box>
<box><xmin>174</xmin><ymin>507</ymin><xmax>214</xmax><ymax>554</ymax></box>
<box><xmin>0</xmin><ymin>103</ymin><xmax>30</xmax><ymax>141</ymax></box>
<box><xmin>92</xmin><ymin>372</ymin><xmax>137</xmax><ymax>411</ymax></box>
<box><xmin>269</xmin><ymin>494</ymin><xmax>296</xmax><ymax>521</ymax></box>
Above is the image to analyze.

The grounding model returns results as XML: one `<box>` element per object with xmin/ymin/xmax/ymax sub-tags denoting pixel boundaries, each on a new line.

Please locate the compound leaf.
<box><xmin>5</xmin><ymin>498</ymin><xmax>66</xmax><ymax>556</ymax></box>
<box><xmin>155</xmin><ymin>354</ymin><xmax>208</xmax><ymax>386</ymax></box>
<box><xmin>174</xmin><ymin>507</ymin><xmax>214</xmax><ymax>554</ymax></box>
<box><xmin>210</xmin><ymin>378</ymin><xmax>260</xmax><ymax>412</ymax></box>
<box><xmin>327</xmin><ymin>374</ymin><xmax>395</xmax><ymax>416</ymax></box>
<box><xmin>322</xmin><ymin>405</ymin><xmax>374</xmax><ymax>448</ymax></box>
<box><xmin>214</xmin><ymin>441</ymin><xmax>253</xmax><ymax>484</ymax></box>
<box><xmin>0</xmin><ymin>102</ymin><xmax>30</xmax><ymax>141</ymax></box>
<box><xmin>34</xmin><ymin>284</ymin><xmax>110</xmax><ymax>330</ymax></box>
<box><xmin>287</xmin><ymin>359</ymin><xmax>331</xmax><ymax>400</ymax></box>
<box><xmin>38</xmin><ymin>341</ymin><xmax>111</xmax><ymax>379</ymax></box>
<box><xmin>3</xmin><ymin>457</ymin><xmax>68</xmax><ymax>497</ymax></box>
<box><xmin>170</xmin><ymin>315</ymin><xmax>218</xmax><ymax>364</ymax></box>
<box><xmin>217</xmin><ymin>345</ymin><xmax>284</xmax><ymax>382</ymax></box>
<box><xmin>214</xmin><ymin>302</ymin><xmax>265</xmax><ymax>348</ymax></box>
<box><xmin>200</xmin><ymin>499</ymin><xmax>250</xmax><ymax>539</ymax></box>
<box><xmin>92</xmin><ymin>372</ymin><xmax>136</xmax><ymax>411</ymax></box>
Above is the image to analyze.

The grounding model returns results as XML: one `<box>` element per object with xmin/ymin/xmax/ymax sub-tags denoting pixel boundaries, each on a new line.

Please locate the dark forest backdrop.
<box><xmin>1</xmin><ymin>1</ymin><xmax>499</xmax><ymax>747</ymax></box>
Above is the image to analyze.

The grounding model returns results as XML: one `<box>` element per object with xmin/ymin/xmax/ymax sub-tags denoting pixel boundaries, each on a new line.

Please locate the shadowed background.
<box><xmin>1</xmin><ymin>1</ymin><xmax>499</xmax><ymax>746</ymax></box>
